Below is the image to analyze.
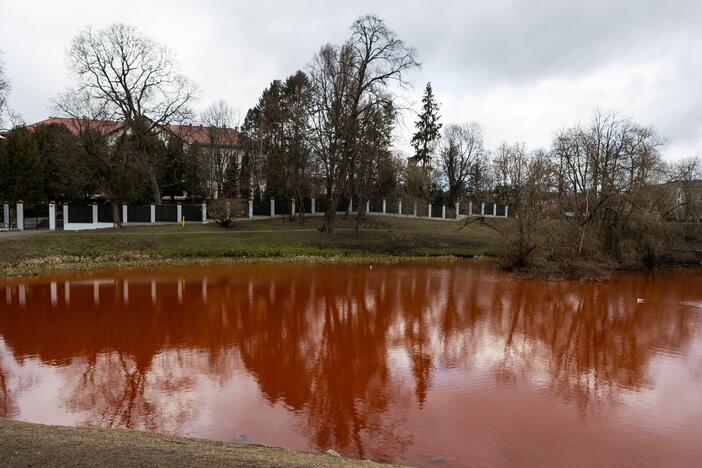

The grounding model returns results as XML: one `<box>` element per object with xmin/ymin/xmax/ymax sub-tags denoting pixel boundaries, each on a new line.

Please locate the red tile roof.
<box><xmin>26</xmin><ymin>117</ymin><xmax>125</xmax><ymax>136</ymax></box>
<box><xmin>23</xmin><ymin>118</ymin><xmax>240</xmax><ymax>147</ymax></box>
<box><xmin>165</xmin><ymin>124</ymin><xmax>240</xmax><ymax>146</ymax></box>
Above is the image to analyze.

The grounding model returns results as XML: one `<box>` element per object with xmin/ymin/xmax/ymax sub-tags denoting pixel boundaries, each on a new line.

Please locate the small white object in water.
<box><xmin>637</xmin><ymin>298</ymin><xmax>645</xmax><ymax>304</ymax></box>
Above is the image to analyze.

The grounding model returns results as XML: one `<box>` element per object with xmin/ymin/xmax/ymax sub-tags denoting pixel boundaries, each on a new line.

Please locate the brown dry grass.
<box><xmin>0</xmin><ymin>419</ymin><xmax>402</xmax><ymax>467</ymax></box>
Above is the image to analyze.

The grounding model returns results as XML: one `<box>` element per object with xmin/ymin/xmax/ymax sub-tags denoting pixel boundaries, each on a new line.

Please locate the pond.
<box><xmin>1</xmin><ymin>262</ymin><xmax>701</xmax><ymax>467</ymax></box>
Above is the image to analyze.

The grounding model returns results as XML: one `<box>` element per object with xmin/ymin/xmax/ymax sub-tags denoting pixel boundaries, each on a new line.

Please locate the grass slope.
<box><xmin>0</xmin><ymin>216</ymin><xmax>503</xmax><ymax>276</ymax></box>
<box><xmin>0</xmin><ymin>418</ymin><xmax>400</xmax><ymax>467</ymax></box>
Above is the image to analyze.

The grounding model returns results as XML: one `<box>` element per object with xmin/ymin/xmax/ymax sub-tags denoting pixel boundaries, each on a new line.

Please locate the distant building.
<box><xmin>671</xmin><ymin>179</ymin><xmax>702</xmax><ymax>222</ymax></box>
<box><xmin>22</xmin><ymin>117</ymin><xmax>241</xmax><ymax>200</ymax></box>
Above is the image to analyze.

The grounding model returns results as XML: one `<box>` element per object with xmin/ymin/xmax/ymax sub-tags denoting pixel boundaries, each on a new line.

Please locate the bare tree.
<box><xmin>553</xmin><ymin>111</ymin><xmax>665</xmax><ymax>257</ymax></box>
<box><xmin>55</xmin><ymin>90</ymin><xmax>135</xmax><ymax>226</ymax></box>
<box><xmin>309</xmin><ymin>15</ymin><xmax>418</xmax><ymax>234</ymax></box>
<box><xmin>0</xmin><ymin>53</ymin><xmax>10</xmax><ymax>130</ymax></box>
<box><xmin>438</xmin><ymin>122</ymin><xmax>484</xmax><ymax>203</ymax></box>
<box><xmin>352</xmin><ymin>99</ymin><xmax>395</xmax><ymax>233</ymax></box>
<box><xmin>199</xmin><ymin>100</ymin><xmax>240</xmax><ymax>199</ymax></box>
<box><xmin>475</xmin><ymin>146</ymin><xmax>555</xmax><ymax>267</ymax></box>
<box><xmin>64</xmin><ymin>23</ymin><xmax>198</xmax><ymax>203</ymax></box>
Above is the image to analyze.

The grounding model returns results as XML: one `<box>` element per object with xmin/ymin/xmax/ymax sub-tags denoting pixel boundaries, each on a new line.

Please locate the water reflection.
<box><xmin>1</xmin><ymin>264</ymin><xmax>701</xmax><ymax>466</ymax></box>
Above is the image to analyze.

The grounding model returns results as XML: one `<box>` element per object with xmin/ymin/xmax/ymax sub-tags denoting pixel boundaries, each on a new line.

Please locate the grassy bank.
<box><xmin>0</xmin><ymin>215</ymin><xmax>503</xmax><ymax>276</ymax></box>
<box><xmin>0</xmin><ymin>419</ymin><xmax>399</xmax><ymax>467</ymax></box>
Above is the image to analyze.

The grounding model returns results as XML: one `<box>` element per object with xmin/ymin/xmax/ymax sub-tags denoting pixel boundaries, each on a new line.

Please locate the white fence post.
<box><xmin>3</xmin><ymin>203</ymin><xmax>9</xmax><ymax>229</ymax></box>
<box><xmin>398</xmin><ymin>199</ymin><xmax>403</xmax><ymax>216</ymax></box>
<box><xmin>413</xmin><ymin>201</ymin><xmax>417</xmax><ymax>217</ymax></box>
<box><xmin>427</xmin><ymin>202</ymin><xmax>431</xmax><ymax>218</ymax></box>
<box><xmin>150</xmin><ymin>203</ymin><xmax>156</xmax><ymax>224</ymax></box>
<box><xmin>63</xmin><ymin>203</ymin><xmax>69</xmax><ymax>226</ymax></box>
<box><xmin>177</xmin><ymin>203</ymin><xmax>182</xmax><ymax>223</ymax></box>
<box><xmin>382</xmin><ymin>198</ymin><xmax>387</xmax><ymax>214</ymax></box>
<box><xmin>442</xmin><ymin>204</ymin><xmax>446</xmax><ymax>219</ymax></box>
<box><xmin>16</xmin><ymin>201</ymin><xmax>24</xmax><ymax>231</ymax></box>
<box><xmin>311</xmin><ymin>197</ymin><xmax>316</xmax><ymax>214</ymax></box>
<box><xmin>291</xmin><ymin>198</ymin><xmax>296</xmax><ymax>217</ymax></box>
<box><xmin>270</xmin><ymin>199</ymin><xmax>275</xmax><ymax>217</ymax></box>
<box><xmin>248</xmin><ymin>199</ymin><xmax>253</xmax><ymax>218</ymax></box>
<box><xmin>49</xmin><ymin>202</ymin><xmax>56</xmax><ymax>231</ymax></box>
<box><xmin>481</xmin><ymin>203</ymin><xmax>485</xmax><ymax>216</ymax></box>
<box><xmin>92</xmin><ymin>203</ymin><xmax>98</xmax><ymax>225</ymax></box>
<box><xmin>366</xmin><ymin>200</ymin><xmax>370</xmax><ymax>214</ymax></box>
<box><xmin>201</xmin><ymin>202</ymin><xmax>207</xmax><ymax>223</ymax></box>
<box><xmin>349</xmin><ymin>198</ymin><xmax>354</xmax><ymax>213</ymax></box>
<box><xmin>494</xmin><ymin>203</ymin><xmax>497</xmax><ymax>217</ymax></box>
<box><xmin>505</xmin><ymin>205</ymin><xmax>509</xmax><ymax>218</ymax></box>
<box><xmin>455</xmin><ymin>202</ymin><xmax>460</xmax><ymax>219</ymax></box>
<box><xmin>122</xmin><ymin>204</ymin><xmax>128</xmax><ymax>224</ymax></box>
<box><xmin>468</xmin><ymin>201</ymin><xmax>473</xmax><ymax>216</ymax></box>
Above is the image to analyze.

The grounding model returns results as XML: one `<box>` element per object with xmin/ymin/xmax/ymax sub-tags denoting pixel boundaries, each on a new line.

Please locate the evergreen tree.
<box><xmin>183</xmin><ymin>143</ymin><xmax>205</xmax><ymax>202</ymax></box>
<box><xmin>410</xmin><ymin>82</ymin><xmax>442</xmax><ymax>169</ymax></box>
<box><xmin>162</xmin><ymin>136</ymin><xmax>187</xmax><ymax>201</ymax></box>
<box><xmin>34</xmin><ymin>123</ymin><xmax>93</xmax><ymax>202</ymax></box>
<box><xmin>0</xmin><ymin>127</ymin><xmax>44</xmax><ymax>207</ymax></box>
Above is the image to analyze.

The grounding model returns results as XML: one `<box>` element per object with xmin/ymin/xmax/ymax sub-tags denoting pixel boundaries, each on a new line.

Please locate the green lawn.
<box><xmin>0</xmin><ymin>215</ymin><xmax>504</xmax><ymax>276</ymax></box>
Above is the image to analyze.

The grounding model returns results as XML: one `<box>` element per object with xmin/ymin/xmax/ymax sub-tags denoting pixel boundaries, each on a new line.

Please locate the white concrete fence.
<box><xmin>60</xmin><ymin>202</ymin><xmax>209</xmax><ymax>231</ymax></box>
<box><xmin>249</xmin><ymin>198</ymin><xmax>509</xmax><ymax>222</ymax></box>
<box><xmin>2</xmin><ymin>198</ymin><xmax>508</xmax><ymax>232</ymax></box>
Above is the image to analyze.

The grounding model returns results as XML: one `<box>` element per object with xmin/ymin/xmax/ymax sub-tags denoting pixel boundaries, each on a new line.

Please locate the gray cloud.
<box><xmin>1</xmin><ymin>0</ymin><xmax>700</xmax><ymax>159</ymax></box>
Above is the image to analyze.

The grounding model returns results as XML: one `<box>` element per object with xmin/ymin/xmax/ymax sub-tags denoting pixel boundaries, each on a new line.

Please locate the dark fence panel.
<box><xmin>401</xmin><ymin>198</ymin><xmax>415</xmax><ymax>215</ymax></box>
<box><xmin>335</xmin><ymin>197</ymin><xmax>347</xmax><ymax>212</ymax></box>
<box><xmin>68</xmin><ymin>205</ymin><xmax>93</xmax><ymax>224</ymax></box>
<box><xmin>496</xmin><ymin>204</ymin><xmax>507</xmax><ymax>217</ymax></box>
<box><xmin>303</xmin><ymin>198</ymin><xmax>312</xmax><ymax>213</ymax></box>
<box><xmin>97</xmin><ymin>204</ymin><xmax>117</xmax><ymax>223</ymax></box>
<box><xmin>471</xmin><ymin>202</ymin><xmax>482</xmax><ymax>216</ymax></box>
<box><xmin>156</xmin><ymin>204</ymin><xmax>178</xmax><ymax>222</ymax></box>
<box><xmin>182</xmin><ymin>205</ymin><xmax>202</xmax><ymax>222</ymax></box>
<box><xmin>252</xmin><ymin>199</ymin><xmax>269</xmax><ymax>216</ymax></box>
<box><xmin>129</xmin><ymin>205</ymin><xmax>151</xmax><ymax>223</ymax></box>
<box><xmin>316</xmin><ymin>197</ymin><xmax>329</xmax><ymax>213</ymax></box>
<box><xmin>430</xmin><ymin>204</ymin><xmax>443</xmax><ymax>218</ymax></box>
<box><xmin>275</xmin><ymin>199</ymin><xmax>291</xmax><ymax>216</ymax></box>
<box><xmin>23</xmin><ymin>205</ymin><xmax>49</xmax><ymax>230</ymax></box>
<box><xmin>386</xmin><ymin>199</ymin><xmax>399</xmax><ymax>214</ymax></box>
<box><xmin>369</xmin><ymin>199</ymin><xmax>383</xmax><ymax>213</ymax></box>
<box><xmin>458</xmin><ymin>201</ymin><xmax>468</xmax><ymax>216</ymax></box>
<box><xmin>484</xmin><ymin>203</ymin><xmax>495</xmax><ymax>216</ymax></box>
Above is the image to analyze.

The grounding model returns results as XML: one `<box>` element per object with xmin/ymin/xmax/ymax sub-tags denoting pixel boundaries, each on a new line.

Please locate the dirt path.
<box><xmin>0</xmin><ymin>419</ymin><xmax>401</xmax><ymax>467</ymax></box>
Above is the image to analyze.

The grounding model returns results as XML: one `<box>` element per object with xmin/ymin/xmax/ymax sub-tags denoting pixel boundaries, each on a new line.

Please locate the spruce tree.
<box><xmin>0</xmin><ymin>127</ymin><xmax>44</xmax><ymax>206</ymax></box>
<box><xmin>410</xmin><ymin>82</ymin><xmax>442</xmax><ymax>169</ymax></box>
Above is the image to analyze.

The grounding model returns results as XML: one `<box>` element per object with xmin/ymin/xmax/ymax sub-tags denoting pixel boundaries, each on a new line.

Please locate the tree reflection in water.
<box><xmin>0</xmin><ymin>264</ymin><xmax>700</xmax><ymax>464</ymax></box>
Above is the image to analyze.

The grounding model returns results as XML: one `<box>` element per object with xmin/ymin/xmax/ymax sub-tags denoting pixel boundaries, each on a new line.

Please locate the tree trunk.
<box><xmin>148</xmin><ymin>170</ymin><xmax>162</xmax><ymax>204</ymax></box>
<box><xmin>324</xmin><ymin>195</ymin><xmax>339</xmax><ymax>234</ymax></box>
<box><xmin>354</xmin><ymin>197</ymin><xmax>367</xmax><ymax>236</ymax></box>
<box><xmin>297</xmin><ymin>194</ymin><xmax>305</xmax><ymax>226</ymax></box>
<box><xmin>111</xmin><ymin>200</ymin><xmax>122</xmax><ymax>228</ymax></box>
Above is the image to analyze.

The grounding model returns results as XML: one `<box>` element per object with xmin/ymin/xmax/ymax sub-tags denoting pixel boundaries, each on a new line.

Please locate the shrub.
<box><xmin>208</xmin><ymin>198</ymin><xmax>248</xmax><ymax>227</ymax></box>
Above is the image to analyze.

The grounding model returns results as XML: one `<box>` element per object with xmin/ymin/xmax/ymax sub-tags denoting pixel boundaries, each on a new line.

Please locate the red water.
<box><xmin>1</xmin><ymin>263</ymin><xmax>702</xmax><ymax>467</ymax></box>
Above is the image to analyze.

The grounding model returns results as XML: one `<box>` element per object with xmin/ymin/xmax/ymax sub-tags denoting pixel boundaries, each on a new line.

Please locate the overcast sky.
<box><xmin>1</xmin><ymin>0</ymin><xmax>701</xmax><ymax>160</ymax></box>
